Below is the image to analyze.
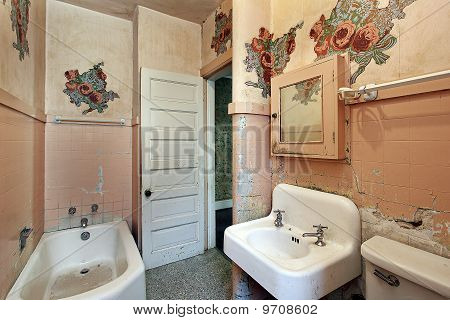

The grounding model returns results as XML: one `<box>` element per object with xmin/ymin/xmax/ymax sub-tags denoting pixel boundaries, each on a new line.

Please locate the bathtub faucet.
<box><xmin>81</xmin><ymin>218</ymin><xmax>88</xmax><ymax>228</ymax></box>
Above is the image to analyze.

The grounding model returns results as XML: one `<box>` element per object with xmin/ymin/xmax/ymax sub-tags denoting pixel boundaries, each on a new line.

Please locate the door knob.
<box><xmin>144</xmin><ymin>189</ymin><xmax>152</xmax><ymax>198</ymax></box>
<box><xmin>271</xmin><ymin>113</ymin><xmax>278</xmax><ymax>119</ymax></box>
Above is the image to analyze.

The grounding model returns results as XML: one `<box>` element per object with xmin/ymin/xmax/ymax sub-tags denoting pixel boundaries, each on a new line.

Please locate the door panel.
<box><xmin>141</xmin><ymin>68</ymin><xmax>204</xmax><ymax>269</ymax></box>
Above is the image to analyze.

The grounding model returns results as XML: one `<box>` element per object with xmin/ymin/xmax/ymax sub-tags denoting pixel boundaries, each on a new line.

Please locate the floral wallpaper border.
<box><xmin>244</xmin><ymin>22</ymin><xmax>304</xmax><ymax>98</ymax></box>
<box><xmin>211</xmin><ymin>9</ymin><xmax>232</xmax><ymax>56</ymax></box>
<box><xmin>3</xmin><ymin>0</ymin><xmax>31</xmax><ymax>60</ymax></box>
<box><xmin>63</xmin><ymin>62</ymin><xmax>120</xmax><ymax>115</ymax></box>
<box><xmin>310</xmin><ymin>0</ymin><xmax>418</xmax><ymax>84</ymax></box>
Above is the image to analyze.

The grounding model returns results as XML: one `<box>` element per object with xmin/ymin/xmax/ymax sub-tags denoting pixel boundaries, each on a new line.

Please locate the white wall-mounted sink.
<box><xmin>224</xmin><ymin>184</ymin><xmax>361</xmax><ymax>300</ymax></box>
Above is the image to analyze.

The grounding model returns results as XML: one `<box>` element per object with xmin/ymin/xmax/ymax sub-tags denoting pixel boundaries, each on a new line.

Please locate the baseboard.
<box><xmin>215</xmin><ymin>199</ymin><xmax>233</xmax><ymax>211</ymax></box>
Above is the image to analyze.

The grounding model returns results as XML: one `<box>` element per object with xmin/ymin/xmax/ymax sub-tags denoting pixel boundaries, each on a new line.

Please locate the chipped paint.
<box><xmin>96</xmin><ymin>165</ymin><xmax>104</xmax><ymax>194</ymax></box>
<box><xmin>361</xmin><ymin>208</ymin><xmax>448</xmax><ymax>257</ymax></box>
<box><xmin>239</xmin><ymin>116</ymin><xmax>247</xmax><ymax>129</ymax></box>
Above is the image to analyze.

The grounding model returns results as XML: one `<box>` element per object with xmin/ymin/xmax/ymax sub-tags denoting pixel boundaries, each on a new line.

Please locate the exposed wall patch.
<box><xmin>96</xmin><ymin>165</ymin><xmax>104</xmax><ymax>194</ymax></box>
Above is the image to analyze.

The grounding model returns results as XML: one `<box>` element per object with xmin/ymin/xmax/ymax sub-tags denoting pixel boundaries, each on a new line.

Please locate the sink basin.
<box><xmin>247</xmin><ymin>228</ymin><xmax>310</xmax><ymax>260</ymax></box>
<box><xmin>224</xmin><ymin>184</ymin><xmax>361</xmax><ymax>300</ymax></box>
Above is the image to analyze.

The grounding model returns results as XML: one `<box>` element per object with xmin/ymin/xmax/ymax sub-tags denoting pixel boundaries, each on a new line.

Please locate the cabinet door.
<box><xmin>271</xmin><ymin>55</ymin><xmax>348</xmax><ymax>159</ymax></box>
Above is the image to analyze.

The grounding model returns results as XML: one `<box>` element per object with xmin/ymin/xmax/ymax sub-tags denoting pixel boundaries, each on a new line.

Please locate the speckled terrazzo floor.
<box><xmin>145</xmin><ymin>248</ymin><xmax>232</xmax><ymax>300</ymax></box>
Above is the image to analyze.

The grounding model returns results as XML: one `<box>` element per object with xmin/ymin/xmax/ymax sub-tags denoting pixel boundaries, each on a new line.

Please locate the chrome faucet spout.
<box><xmin>302</xmin><ymin>225</ymin><xmax>328</xmax><ymax>246</ymax></box>
<box><xmin>81</xmin><ymin>218</ymin><xmax>88</xmax><ymax>228</ymax></box>
<box><xmin>302</xmin><ymin>232</ymin><xmax>321</xmax><ymax>237</ymax></box>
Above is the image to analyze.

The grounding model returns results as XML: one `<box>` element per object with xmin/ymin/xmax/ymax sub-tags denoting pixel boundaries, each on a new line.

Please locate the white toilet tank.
<box><xmin>361</xmin><ymin>236</ymin><xmax>450</xmax><ymax>300</ymax></box>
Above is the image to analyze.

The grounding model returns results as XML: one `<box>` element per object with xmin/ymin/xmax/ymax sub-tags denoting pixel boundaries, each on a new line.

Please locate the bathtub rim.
<box><xmin>6</xmin><ymin>221</ymin><xmax>145</xmax><ymax>300</ymax></box>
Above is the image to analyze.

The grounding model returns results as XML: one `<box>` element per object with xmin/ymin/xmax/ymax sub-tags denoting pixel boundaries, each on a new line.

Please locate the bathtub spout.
<box><xmin>81</xmin><ymin>218</ymin><xmax>88</xmax><ymax>228</ymax></box>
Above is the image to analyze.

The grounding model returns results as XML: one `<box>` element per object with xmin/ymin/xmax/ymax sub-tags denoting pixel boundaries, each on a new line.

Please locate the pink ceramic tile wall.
<box><xmin>0</xmin><ymin>105</ymin><xmax>45</xmax><ymax>299</ymax></box>
<box><xmin>351</xmin><ymin>91</ymin><xmax>450</xmax><ymax>219</ymax></box>
<box><xmin>44</xmin><ymin>123</ymin><xmax>132</xmax><ymax>232</ymax></box>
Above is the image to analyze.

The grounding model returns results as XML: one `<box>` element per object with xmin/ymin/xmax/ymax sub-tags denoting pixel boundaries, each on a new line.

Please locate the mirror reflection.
<box><xmin>280</xmin><ymin>75</ymin><xmax>323</xmax><ymax>143</ymax></box>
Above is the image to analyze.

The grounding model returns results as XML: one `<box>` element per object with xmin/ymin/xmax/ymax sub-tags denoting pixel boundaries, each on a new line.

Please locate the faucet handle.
<box><xmin>273</xmin><ymin>209</ymin><xmax>285</xmax><ymax>215</ymax></box>
<box><xmin>313</xmin><ymin>224</ymin><xmax>328</xmax><ymax>232</ymax></box>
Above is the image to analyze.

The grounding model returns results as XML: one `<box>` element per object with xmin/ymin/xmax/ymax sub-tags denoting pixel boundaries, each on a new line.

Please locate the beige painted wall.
<box><xmin>46</xmin><ymin>0</ymin><xmax>133</xmax><ymax>119</ymax></box>
<box><xmin>137</xmin><ymin>6</ymin><xmax>201</xmax><ymax>76</ymax></box>
<box><xmin>0</xmin><ymin>0</ymin><xmax>46</xmax><ymax>116</ymax></box>
<box><xmin>132</xmin><ymin>6</ymin><xmax>201</xmax><ymax>118</ymax></box>
<box><xmin>201</xmin><ymin>0</ymin><xmax>233</xmax><ymax>68</ymax></box>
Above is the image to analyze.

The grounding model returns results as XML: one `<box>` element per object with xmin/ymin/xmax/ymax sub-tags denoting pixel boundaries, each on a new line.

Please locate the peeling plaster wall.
<box><xmin>44</xmin><ymin>1</ymin><xmax>133</xmax><ymax>232</ymax></box>
<box><xmin>272</xmin><ymin>91</ymin><xmax>450</xmax><ymax>257</ymax></box>
<box><xmin>269</xmin><ymin>0</ymin><xmax>450</xmax><ymax>257</ymax></box>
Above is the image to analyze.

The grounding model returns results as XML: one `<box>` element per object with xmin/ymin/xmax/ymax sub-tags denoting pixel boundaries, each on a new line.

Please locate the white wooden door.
<box><xmin>141</xmin><ymin>68</ymin><xmax>204</xmax><ymax>269</ymax></box>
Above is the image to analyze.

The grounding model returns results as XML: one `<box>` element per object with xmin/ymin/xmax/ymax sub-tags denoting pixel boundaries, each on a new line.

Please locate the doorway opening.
<box><xmin>206</xmin><ymin>65</ymin><xmax>233</xmax><ymax>252</ymax></box>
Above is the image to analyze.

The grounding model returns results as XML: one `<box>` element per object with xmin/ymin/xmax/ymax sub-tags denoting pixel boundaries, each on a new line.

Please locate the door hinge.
<box><xmin>332</xmin><ymin>132</ymin><xmax>336</xmax><ymax>143</ymax></box>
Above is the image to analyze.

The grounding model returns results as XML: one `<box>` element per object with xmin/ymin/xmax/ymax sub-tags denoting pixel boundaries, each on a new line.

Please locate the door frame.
<box><xmin>205</xmin><ymin>64</ymin><xmax>232</xmax><ymax>249</ymax></box>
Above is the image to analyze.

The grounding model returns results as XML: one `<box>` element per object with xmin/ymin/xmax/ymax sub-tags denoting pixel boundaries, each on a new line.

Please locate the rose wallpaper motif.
<box><xmin>4</xmin><ymin>0</ymin><xmax>31</xmax><ymax>60</ymax></box>
<box><xmin>63</xmin><ymin>62</ymin><xmax>120</xmax><ymax>115</ymax></box>
<box><xmin>310</xmin><ymin>0</ymin><xmax>418</xmax><ymax>84</ymax></box>
<box><xmin>244</xmin><ymin>22</ymin><xmax>304</xmax><ymax>98</ymax></box>
<box><xmin>211</xmin><ymin>9</ymin><xmax>232</xmax><ymax>56</ymax></box>
<box><xmin>292</xmin><ymin>76</ymin><xmax>322</xmax><ymax>106</ymax></box>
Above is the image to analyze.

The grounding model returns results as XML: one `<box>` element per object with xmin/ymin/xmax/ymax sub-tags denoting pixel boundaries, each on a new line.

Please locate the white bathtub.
<box><xmin>7</xmin><ymin>221</ymin><xmax>146</xmax><ymax>300</ymax></box>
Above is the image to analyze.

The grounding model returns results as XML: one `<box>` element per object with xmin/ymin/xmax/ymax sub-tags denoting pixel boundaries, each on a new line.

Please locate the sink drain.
<box><xmin>80</xmin><ymin>268</ymin><xmax>90</xmax><ymax>275</ymax></box>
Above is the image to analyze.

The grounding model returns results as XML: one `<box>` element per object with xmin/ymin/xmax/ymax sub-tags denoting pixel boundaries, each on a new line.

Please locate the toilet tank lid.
<box><xmin>362</xmin><ymin>236</ymin><xmax>450</xmax><ymax>298</ymax></box>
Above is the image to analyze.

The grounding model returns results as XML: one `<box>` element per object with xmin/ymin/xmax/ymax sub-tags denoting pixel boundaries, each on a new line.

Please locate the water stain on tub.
<box><xmin>49</xmin><ymin>263</ymin><xmax>114</xmax><ymax>300</ymax></box>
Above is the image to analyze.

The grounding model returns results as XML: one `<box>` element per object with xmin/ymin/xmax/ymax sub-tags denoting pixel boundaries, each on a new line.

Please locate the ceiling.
<box><xmin>57</xmin><ymin>0</ymin><xmax>223</xmax><ymax>24</ymax></box>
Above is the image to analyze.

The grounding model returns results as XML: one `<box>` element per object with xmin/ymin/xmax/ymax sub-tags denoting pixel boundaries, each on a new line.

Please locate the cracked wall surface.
<box><xmin>272</xmin><ymin>90</ymin><xmax>450</xmax><ymax>257</ymax></box>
